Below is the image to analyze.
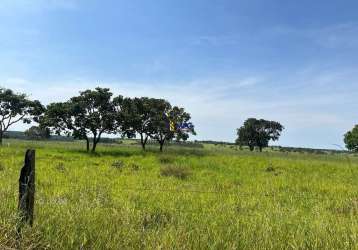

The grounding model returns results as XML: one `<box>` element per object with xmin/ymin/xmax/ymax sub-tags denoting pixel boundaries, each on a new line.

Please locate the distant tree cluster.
<box><xmin>0</xmin><ymin>87</ymin><xmax>196</xmax><ymax>152</ymax></box>
<box><xmin>25</xmin><ymin>126</ymin><xmax>51</xmax><ymax>140</ymax></box>
<box><xmin>236</xmin><ymin>118</ymin><xmax>284</xmax><ymax>152</ymax></box>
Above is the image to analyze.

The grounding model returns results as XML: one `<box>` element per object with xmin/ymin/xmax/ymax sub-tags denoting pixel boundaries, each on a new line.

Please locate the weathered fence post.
<box><xmin>18</xmin><ymin>149</ymin><xmax>36</xmax><ymax>228</ymax></box>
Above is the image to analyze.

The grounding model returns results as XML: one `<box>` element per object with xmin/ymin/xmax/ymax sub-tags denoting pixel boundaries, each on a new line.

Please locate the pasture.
<box><xmin>1</xmin><ymin>139</ymin><xmax>358</xmax><ymax>249</ymax></box>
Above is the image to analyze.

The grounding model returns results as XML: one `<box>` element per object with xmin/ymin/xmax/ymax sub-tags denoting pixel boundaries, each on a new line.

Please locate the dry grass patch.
<box><xmin>160</xmin><ymin>165</ymin><xmax>192</xmax><ymax>180</ymax></box>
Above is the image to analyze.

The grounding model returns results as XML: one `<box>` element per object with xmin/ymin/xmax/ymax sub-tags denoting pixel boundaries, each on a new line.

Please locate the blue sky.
<box><xmin>1</xmin><ymin>0</ymin><xmax>358</xmax><ymax>149</ymax></box>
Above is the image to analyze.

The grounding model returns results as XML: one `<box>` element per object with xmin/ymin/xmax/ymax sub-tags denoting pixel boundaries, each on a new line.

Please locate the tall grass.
<box><xmin>1</xmin><ymin>139</ymin><xmax>358</xmax><ymax>249</ymax></box>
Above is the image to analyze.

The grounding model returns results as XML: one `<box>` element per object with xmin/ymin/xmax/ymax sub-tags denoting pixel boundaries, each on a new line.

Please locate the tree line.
<box><xmin>0</xmin><ymin>87</ymin><xmax>195</xmax><ymax>152</ymax></box>
<box><xmin>1</xmin><ymin>86</ymin><xmax>358</xmax><ymax>152</ymax></box>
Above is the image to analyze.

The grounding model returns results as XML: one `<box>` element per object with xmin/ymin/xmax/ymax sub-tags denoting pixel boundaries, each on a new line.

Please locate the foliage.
<box><xmin>236</xmin><ymin>118</ymin><xmax>284</xmax><ymax>151</ymax></box>
<box><xmin>120</xmin><ymin>97</ymin><xmax>158</xmax><ymax>150</ymax></box>
<box><xmin>41</xmin><ymin>87</ymin><xmax>121</xmax><ymax>152</ymax></box>
<box><xmin>122</xmin><ymin>97</ymin><xmax>196</xmax><ymax>152</ymax></box>
<box><xmin>344</xmin><ymin>125</ymin><xmax>358</xmax><ymax>152</ymax></box>
<box><xmin>0</xmin><ymin>88</ymin><xmax>44</xmax><ymax>145</ymax></box>
<box><xmin>41</xmin><ymin>87</ymin><xmax>195</xmax><ymax>152</ymax></box>
<box><xmin>70</xmin><ymin>87</ymin><xmax>121</xmax><ymax>152</ymax></box>
<box><xmin>25</xmin><ymin>126</ymin><xmax>51</xmax><ymax>140</ymax></box>
<box><xmin>149</xmin><ymin>99</ymin><xmax>196</xmax><ymax>152</ymax></box>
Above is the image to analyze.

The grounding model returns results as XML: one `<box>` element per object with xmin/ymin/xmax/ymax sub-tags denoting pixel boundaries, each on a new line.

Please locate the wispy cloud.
<box><xmin>267</xmin><ymin>22</ymin><xmax>358</xmax><ymax>49</ymax></box>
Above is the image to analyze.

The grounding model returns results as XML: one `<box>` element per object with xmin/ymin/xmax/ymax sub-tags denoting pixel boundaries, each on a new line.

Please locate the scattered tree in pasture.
<box><xmin>236</xmin><ymin>118</ymin><xmax>284</xmax><ymax>151</ymax></box>
<box><xmin>147</xmin><ymin>99</ymin><xmax>173</xmax><ymax>152</ymax></box>
<box><xmin>344</xmin><ymin>125</ymin><xmax>358</xmax><ymax>152</ymax></box>
<box><xmin>40</xmin><ymin>102</ymin><xmax>91</xmax><ymax>150</ymax></box>
<box><xmin>150</xmin><ymin>99</ymin><xmax>196</xmax><ymax>152</ymax></box>
<box><xmin>69</xmin><ymin>87</ymin><xmax>121</xmax><ymax>152</ymax></box>
<box><xmin>169</xmin><ymin>106</ymin><xmax>196</xmax><ymax>142</ymax></box>
<box><xmin>42</xmin><ymin>87</ymin><xmax>121</xmax><ymax>152</ymax></box>
<box><xmin>0</xmin><ymin>88</ymin><xmax>44</xmax><ymax>145</ymax></box>
<box><xmin>120</xmin><ymin>97</ymin><xmax>156</xmax><ymax>150</ymax></box>
<box><xmin>25</xmin><ymin>126</ymin><xmax>51</xmax><ymax>140</ymax></box>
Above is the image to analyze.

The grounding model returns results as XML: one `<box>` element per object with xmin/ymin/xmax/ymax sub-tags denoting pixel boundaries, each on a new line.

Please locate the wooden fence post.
<box><xmin>18</xmin><ymin>149</ymin><xmax>36</xmax><ymax>228</ymax></box>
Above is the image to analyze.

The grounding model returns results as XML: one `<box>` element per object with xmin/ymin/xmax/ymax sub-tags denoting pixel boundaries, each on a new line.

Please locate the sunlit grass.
<box><xmin>1</xmin><ymin>139</ymin><xmax>358</xmax><ymax>249</ymax></box>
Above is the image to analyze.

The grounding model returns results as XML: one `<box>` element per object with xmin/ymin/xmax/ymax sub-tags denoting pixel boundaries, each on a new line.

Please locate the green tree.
<box><xmin>40</xmin><ymin>102</ymin><xmax>91</xmax><ymax>150</ymax></box>
<box><xmin>69</xmin><ymin>87</ymin><xmax>120</xmax><ymax>152</ymax></box>
<box><xmin>236</xmin><ymin>118</ymin><xmax>284</xmax><ymax>152</ymax></box>
<box><xmin>149</xmin><ymin>99</ymin><xmax>196</xmax><ymax>152</ymax></box>
<box><xmin>236</xmin><ymin>118</ymin><xmax>258</xmax><ymax>151</ymax></box>
<box><xmin>147</xmin><ymin>99</ymin><xmax>172</xmax><ymax>152</ymax></box>
<box><xmin>42</xmin><ymin>87</ymin><xmax>121</xmax><ymax>152</ymax></box>
<box><xmin>344</xmin><ymin>125</ymin><xmax>358</xmax><ymax>152</ymax></box>
<box><xmin>168</xmin><ymin>106</ymin><xmax>196</xmax><ymax>142</ymax></box>
<box><xmin>119</xmin><ymin>97</ymin><xmax>156</xmax><ymax>150</ymax></box>
<box><xmin>25</xmin><ymin>126</ymin><xmax>51</xmax><ymax>140</ymax></box>
<box><xmin>0</xmin><ymin>88</ymin><xmax>44</xmax><ymax>145</ymax></box>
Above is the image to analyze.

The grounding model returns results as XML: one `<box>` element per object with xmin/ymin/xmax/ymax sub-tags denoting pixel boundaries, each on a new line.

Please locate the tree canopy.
<box><xmin>236</xmin><ymin>118</ymin><xmax>284</xmax><ymax>151</ymax></box>
<box><xmin>41</xmin><ymin>87</ymin><xmax>121</xmax><ymax>152</ymax></box>
<box><xmin>344</xmin><ymin>125</ymin><xmax>358</xmax><ymax>152</ymax></box>
<box><xmin>0</xmin><ymin>88</ymin><xmax>44</xmax><ymax>145</ymax></box>
<box><xmin>4</xmin><ymin>86</ymin><xmax>196</xmax><ymax>152</ymax></box>
<box><xmin>147</xmin><ymin>99</ymin><xmax>196</xmax><ymax>151</ymax></box>
<box><xmin>120</xmin><ymin>97</ymin><xmax>157</xmax><ymax>150</ymax></box>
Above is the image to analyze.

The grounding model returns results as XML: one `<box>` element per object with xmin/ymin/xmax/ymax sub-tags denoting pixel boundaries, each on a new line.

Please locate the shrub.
<box><xmin>160</xmin><ymin>165</ymin><xmax>191</xmax><ymax>180</ymax></box>
<box><xmin>0</xmin><ymin>162</ymin><xmax>4</xmax><ymax>171</ymax></box>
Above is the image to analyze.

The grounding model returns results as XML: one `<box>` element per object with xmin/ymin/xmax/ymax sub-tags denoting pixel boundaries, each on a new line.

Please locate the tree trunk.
<box><xmin>140</xmin><ymin>134</ymin><xmax>146</xmax><ymax>150</ymax></box>
<box><xmin>92</xmin><ymin>142</ymin><xmax>97</xmax><ymax>153</ymax></box>
<box><xmin>0</xmin><ymin>130</ymin><xmax>3</xmax><ymax>146</ymax></box>
<box><xmin>249</xmin><ymin>145</ymin><xmax>254</xmax><ymax>151</ymax></box>
<box><xmin>86</xmin><ymin>137</ymin><xmax>90</xmax><ymax>152</ymax></box>
<box><xmin>92</xmin><ymin>133</ymin><xmax>102</xmax><ymax>153</ymax></box>
<box><xmin>159</xmin><ymin>141</ymin><xmax>164</xmax><ymax>152</ymax></box>
<box><xmin>259</xmin><ymin>146</ymin><xmax>263</xmax><ymax>152</ymax></box>
<box><xmin>92</xmin><ymin>136</ymin><xmax>97</xmax><ymax>153</ymax></box>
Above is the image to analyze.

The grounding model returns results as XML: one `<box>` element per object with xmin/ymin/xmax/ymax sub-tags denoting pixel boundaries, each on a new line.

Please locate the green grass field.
<box><xmin>1</xmin><ymin>139</ymin><xmax>358</xmax><ymax>249</ymax></box>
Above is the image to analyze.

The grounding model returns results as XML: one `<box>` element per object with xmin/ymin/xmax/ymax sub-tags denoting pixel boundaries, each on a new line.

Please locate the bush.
<box><xmin>160</xmin><ymin>165</ymin><xmax>191</xmax><ymax>180</ymax></box>
<box><xmin>0</xmin><ymin>162</ymin><xmax>4</xmax><ymax>171</ymax></box>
